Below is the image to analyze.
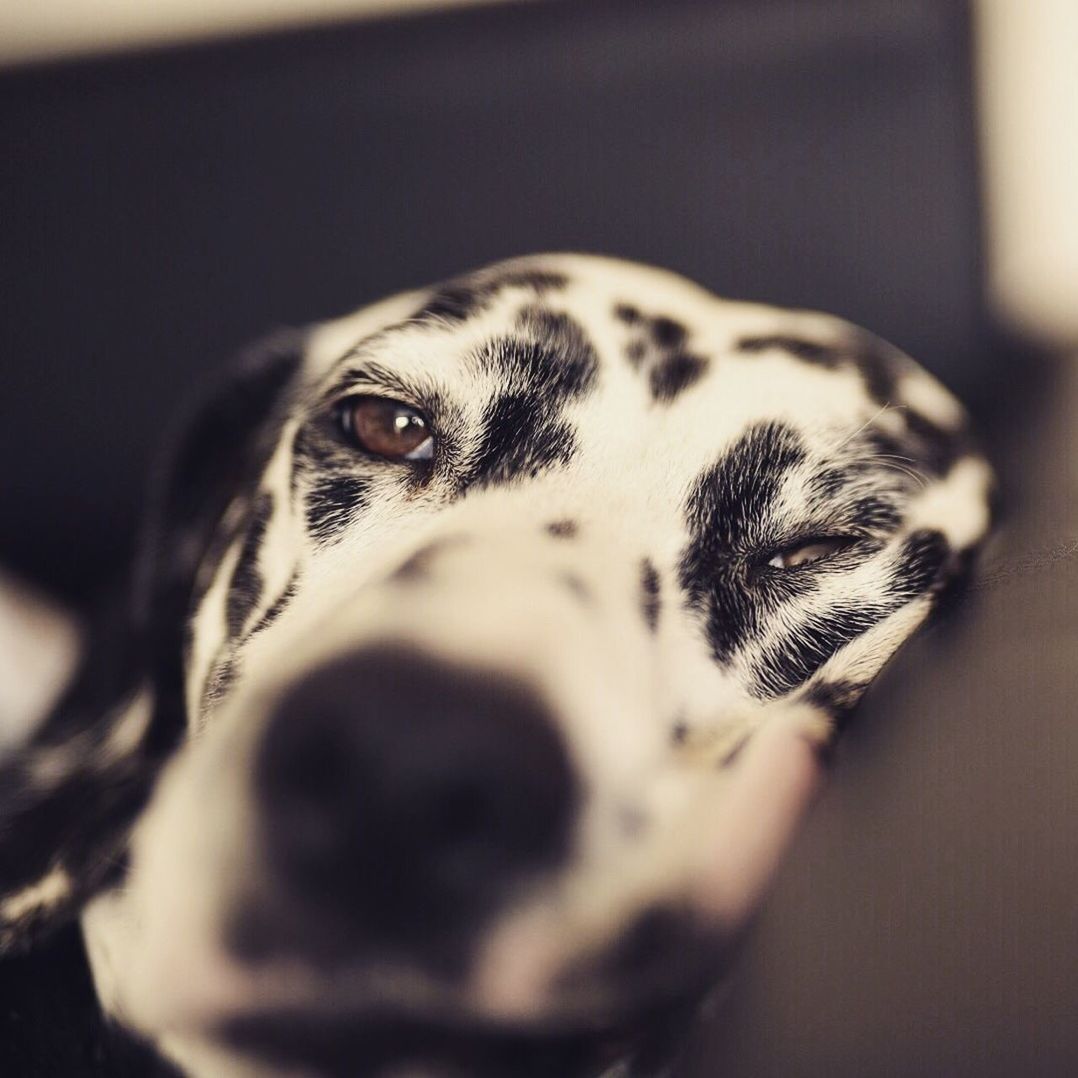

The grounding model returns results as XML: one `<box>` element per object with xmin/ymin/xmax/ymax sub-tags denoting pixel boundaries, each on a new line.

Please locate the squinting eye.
<box><xmin>338</xmin><ymin>396</ymin><xmax>434</xmax><ymax>462</ymax></box>
<box><xmin>767</xmin><ymin>537</ymin><xmax>854</xmax><ymax>569</ymax></box>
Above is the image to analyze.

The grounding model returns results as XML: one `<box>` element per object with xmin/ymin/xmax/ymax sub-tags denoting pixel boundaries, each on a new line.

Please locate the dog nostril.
<box><xmin>254</xmin><ymin>646</ymin><xmax>580</xmax><ymax>960</ymax></box>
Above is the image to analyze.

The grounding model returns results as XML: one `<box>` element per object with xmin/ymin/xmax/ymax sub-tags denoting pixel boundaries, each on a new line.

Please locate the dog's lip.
<box><xmin>160</xmin><ymin>939</ymin><xmax>724</xmax><ymax>1039</ymax></box>
<box><xmin>214</xmin><ymin>987</ymin><xmax>703</xmax><ymax>1041</ymax></box>
<box><xmin>212</xmin><ymin>981</ymin><xmax>711</xmax><ymax>1078</ymax></box>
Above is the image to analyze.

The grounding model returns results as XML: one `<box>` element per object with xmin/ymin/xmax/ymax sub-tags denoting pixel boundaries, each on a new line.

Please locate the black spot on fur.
<box><xmin>737</xmin><ymin>335</ymin><xmax>839</xmax><ymax>363</ymax></box>
<box><xmin>413</xmin><ymin>269</ymin><xmax>567</xmax><ymax>325</ymax></box>
<box><xmin>860</xmin><ymin>426</ymin><xmax>912</xmax><ymax>471</ymax></box>
<box><xmin>305</xmin><ymin>475</ymin><xmax>372</xmax><ymax>543</ymax></box>
<box><xmin>805</xmin><ymin>452</ymin><xmax>908</xmax><ymax>533</ymax></box>
<box><xmin>807</xmin><ymin>466</ymin><xmax>853</xmax><ymax>502</ymax></box>
<box><xmin>870</xmin><ymin>416</ymin><xmax>969</xmax><ymax>487</ymax></box>
<box><xmin>640</xmin><ymin>559</ymin><xmax>661</xmax><ymax>632</ymax></box>
<box><xmin>751</xmin><ymin>602</ymin><xmax>894</xmax><ymax>699</ymax></box>
<box><xmin>190</xmin><ymin>499</ymin><xmax>254</xmax><ymax>613</ymax></box>
<box><xmin>466</xmin><ymin>392</ymin><xmax>577</xmax><ymax>488</ymax></box>
<box><xmin>515</xmin><ymin>308</ymin><xmax>598</xmax><ymax>393</ymax></box>
<box><xmin>649</xmin><ymin>317</ymin><xmax>687</xmax><ymax>349</ymax></box>
<box><xmin>736</xmin><ymin>332</ymin><xmax>903</xmax><ymax>408</ymax></box>
<box><xmin>901</xmin><ymin>410</ymin><xmax>969</xmax><ymax>477</ymax></box>
<box><xmin>615</xmin><ymin>306</ymin><xmax>684</xmax><ymax>346</ymax></box>
<box><xmin>619</xmin><ymin>309</ymin><xmax>705</xmax><ymax>399</ymax></box>
<box><xmin>678</xmin><ymin>422</ymin><xmax>812</xmax><ymax>663</ymax></box>
<box><xmin>889</xmin><ymin>529</ymin><xmax>950</xmax><ymax>599</ymax></box>
<box><xmin>247</xmin><ymin>569</ymin><xmax>300</xmax><ymax>639</ymax></box>
<box><xmin>225</xmin><ymin>492</ymin><xmax>274</xmax><ymax>639</ymax></box>
<box><xmin>649</xmin><ymin>352</ymin><xmax>708</xmax><ymax>402</ymax></box>
<box><xmin>495</xmin><ymin>318</ymin><xmax>599</xmax><ymax>400</ymax></box>
<box><xmin>495</xmin><ymin>269</ymin><xmax>569</xmax><ymax>293</ymax></box>
<box><xmin>412</xmin><ymin>282</ymin><xmax>483</xmax><ymax>323</ymax></box>
<box><xmin>465</xmin><ymin>331</ymin><xmax>596</xmax><ymax>488</ymax></box>
<box><xmin>853</xmin><ymin>340</ymin><xmax>899</xmax><ymax>406</ymax></box>
<box><xmin>546</xmin><ymin>519</ymin><xmax>578</xmax><ymax>538</ymax></box>
<box><xmin>848</xmin><ymin>495</ymin><xmax>903</xmax><ymax>533</ymax></box>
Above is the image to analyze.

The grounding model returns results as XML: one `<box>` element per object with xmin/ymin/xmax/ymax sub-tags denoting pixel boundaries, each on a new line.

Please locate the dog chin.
<box><xmin>86</xmin><ymin>891</ymin><xmax>715</xmax><ymax>1078</ymax></box>
<box><xmin>175</xmin><ymin>926</ymin><xmax>723</xmax><ymax>1078</ymax></box>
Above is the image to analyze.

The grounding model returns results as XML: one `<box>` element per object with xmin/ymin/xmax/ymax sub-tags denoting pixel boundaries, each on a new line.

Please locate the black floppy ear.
<box><xmin>0</xmin><ymin>330</ymin><xmax>307</xmax><ymax>954</ymax></box>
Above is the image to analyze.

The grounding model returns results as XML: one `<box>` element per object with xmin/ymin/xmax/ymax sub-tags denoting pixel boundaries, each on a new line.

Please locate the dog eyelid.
<box><xmin>766</xmin><ymin>536</ymin><xmax>855</xmax><ymax>570</ymax></box>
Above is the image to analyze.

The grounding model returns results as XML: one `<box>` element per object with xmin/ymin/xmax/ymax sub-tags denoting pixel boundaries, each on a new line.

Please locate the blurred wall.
<box><xmin>4</xmin><ymin>1</ymin><xmax>1076</xmax><ymax>348</ymax></box>
<box><xmin>976</xmin><ymin>0</ymin><xmax>1078</xmax><ymax>346</ymax></box>
<box><xmin>0</xmin><ymin>0</ymin><xmax>507</xmax><ymax>66</ymax></box>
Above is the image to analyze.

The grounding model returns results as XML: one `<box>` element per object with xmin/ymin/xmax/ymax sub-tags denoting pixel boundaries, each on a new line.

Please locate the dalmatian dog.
<box><xmin>0</xmin><ymin>255</ymin><xmax>993</xmax><ymax>1076</ymax></box>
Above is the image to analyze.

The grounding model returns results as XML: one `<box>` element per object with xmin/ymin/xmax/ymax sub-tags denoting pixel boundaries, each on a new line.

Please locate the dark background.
<box><xmin>1</xmin><ymin>0</ymin><xmax>990</xmax><ymax>606</ymax></box>
<box><xmin>2</xmin><ymin>1</ymin><xmax>1075</xmax><ymax>1076</ymax></box>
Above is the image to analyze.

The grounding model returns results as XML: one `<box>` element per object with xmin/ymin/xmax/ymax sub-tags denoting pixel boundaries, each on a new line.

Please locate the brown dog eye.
<box><xmin>767</xmin><ymin>537</ymin><xmax>853</xmax><ymax>569</ymax></box>
<box><xmin>338</xmin><ymin>396</ymin><xmax>433</xmax><ymax>462</ymax></box>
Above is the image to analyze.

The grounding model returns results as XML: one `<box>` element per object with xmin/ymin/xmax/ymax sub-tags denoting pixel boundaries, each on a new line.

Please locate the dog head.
<box><xmin>0</xmin><ymin>255</ymin><xmax>993</xmax><ymax>1075</ymax></box>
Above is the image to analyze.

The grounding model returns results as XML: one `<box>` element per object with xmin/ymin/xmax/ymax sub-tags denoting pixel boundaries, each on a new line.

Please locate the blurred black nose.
<box><xmin>254</xmin><ymin>646</ymin><xmax>579</xmax><ymax>962</ymax></box>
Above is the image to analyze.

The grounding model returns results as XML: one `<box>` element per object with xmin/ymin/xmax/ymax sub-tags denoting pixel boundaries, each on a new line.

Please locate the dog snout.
<box><xmin>253</xmin><ymin>645</ymin><xmax>580</xmax><ymax>964</ymax></box>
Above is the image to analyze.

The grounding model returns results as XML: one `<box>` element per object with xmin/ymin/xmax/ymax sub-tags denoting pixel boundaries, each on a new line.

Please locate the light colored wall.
<box><xmin>976</xmin><ymin>0</ymin><xmax>1078</xmax><ymax>346</ymax></box>
<box><xmin>0</xmin><ymin>0</ymin><xmax>507</xmax><ymax>66</ymax></box>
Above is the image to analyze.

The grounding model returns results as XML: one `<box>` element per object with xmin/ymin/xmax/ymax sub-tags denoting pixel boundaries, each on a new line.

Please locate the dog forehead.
<box><xmin>308</xmin><ymin>253</ymin><xmax>856</xmax><ymax>379</ymax></box>
<box><xmin>302</xmin><ymin>254</ymin><xmax>931</xmax><ymax>490</ymax></box>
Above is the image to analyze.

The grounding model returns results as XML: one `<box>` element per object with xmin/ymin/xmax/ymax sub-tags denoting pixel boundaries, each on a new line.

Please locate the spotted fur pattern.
<box><xmin>0</xmin><ymin>255</ymin><xmax>993</xmax><ymax>1077</ymax></box>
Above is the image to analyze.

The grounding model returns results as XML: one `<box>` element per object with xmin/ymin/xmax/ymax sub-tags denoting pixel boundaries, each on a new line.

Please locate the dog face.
<box><xmin>0</xmin><ymin>255</ymin><xmax>993</xmax><ymax>1076</ymax></box>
